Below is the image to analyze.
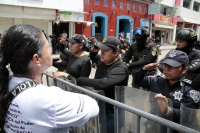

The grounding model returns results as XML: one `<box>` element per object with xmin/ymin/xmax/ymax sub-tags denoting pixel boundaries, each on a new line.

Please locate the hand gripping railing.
<box><xmin>43</xmin><ymin>72</ymin><xmax>200</xmax><ymax>133</ymax></box>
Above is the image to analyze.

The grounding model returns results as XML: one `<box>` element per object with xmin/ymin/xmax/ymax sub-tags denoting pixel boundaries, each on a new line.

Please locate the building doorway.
<box><xmin>119</xmin><ymin>19</ymin><xmax>130</xmax><ymax>39</ymax></box>
<box><xmin>92</xmin><ymin>13</ymin><xmax>108</xmax><ymax>42</ymax></box>
<box><xmin>52</xmin><ymin>22</ymin><xmax>69</xmax><ymax>38</ymax></box>
<box><xmin>95</xmin><ymin>17</ymin><xmax>103</xmax><ymax>41</ymax></box>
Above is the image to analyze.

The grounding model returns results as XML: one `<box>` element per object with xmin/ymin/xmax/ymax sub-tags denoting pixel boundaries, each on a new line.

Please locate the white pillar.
<box><xmin>190</xmin><ymin>0</ymin><xmax>194</xmax><ymax>10</ymax></box>
<box><xmin>173</xmin><ymin>25</ymin><xmax>177</xmax><ymax>43</ymax></box>
<box><xmin>69</xmin><ymin>22</ymin><xmax>75</xmax><ymax>38</ymax></box>
<box><xmin>149</xmin><ymin>15</ymin><xmax>153</xmax><ymax>38</ymax></box>
<box><xmin>191</xmin><ymin>24</ymin><xmax>194</xmax><ymax>29</ymax></box>
<box><xmin>14</xmin><ymin>18</ymin><xmax>22</xmax><ymax>25</ymax></box>
<box><xmin>197</xmin><ymin>26</ymin><xmax>200</xmax><ymax>40</ymax></box>
<box><xmin>182</xmin><ymin>22</ymin><xmax>185</xmax><ymax>29</ymax></box>
<box><xmin>47</xmin><ymin>21</ymin><xmax>52</xmax><ymax>45</ymax></box>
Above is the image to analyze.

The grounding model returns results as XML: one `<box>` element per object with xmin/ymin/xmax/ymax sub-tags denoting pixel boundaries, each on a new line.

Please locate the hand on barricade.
<box><xmin>53</xmin><ymin>71</ymin><xmax>68</xmax><ymax>79</ymax></box>
<box><xmin>155</xmin><ymin>94</ymin><xmax>172</xmax><ymax>116</ymax></box>
<box><xmin>142</xmin><ymin>63</ymin><xmax>159</xmax><ymax>71</ymax></box>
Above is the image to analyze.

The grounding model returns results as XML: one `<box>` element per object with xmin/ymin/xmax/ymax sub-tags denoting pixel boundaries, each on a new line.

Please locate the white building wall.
<box><xmin>160</xmin><ymin>0</ymin><xmax>174</xmax><ymax>7</ymax></box>
<box><xmin>0</xmin><ymin>0</ymin><xmax>84</xmax><ymax>40</ymax></box>
<box><xmin>0</xmin><ymin>18</ymin><xmax>13</xmax><ymax>33</ymax></box>
<box><xmin>176</xmin><ymin>0</ymin><xmax>200</xmax><ymax>21</ymax></box>
<box><xmin>0</xmin><ymin>0</ymin><xmax>83</xmax><ymax>11</ymax></box>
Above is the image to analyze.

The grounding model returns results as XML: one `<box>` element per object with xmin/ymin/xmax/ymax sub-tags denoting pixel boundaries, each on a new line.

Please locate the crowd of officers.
<box><xmin>49</xmin><ymin>26</ymin><xmax>200</xmax><ymax>133</ymax></box>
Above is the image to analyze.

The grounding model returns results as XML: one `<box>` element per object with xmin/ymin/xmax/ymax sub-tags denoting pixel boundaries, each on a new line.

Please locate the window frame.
<box><xmin>112</xmin><ymin>0</ymin><xmax>116</xmax><ymax>7</ymax></box>
<box><xmin>85</xmin><ymin>0</ymin><xmax>90</xmax><ymax>3</ymax></box>
<box><xmin>183</xmin><ymin>0</ymin><xmax>191</xmax><ymax>9</ymax></box>
<box><xmin>127</xmin><ymin>3</ymin><xmax>130</xmax><ymax>10</ymax></box>
<box><xmin>193</xmin><ymin>1</ymin><xmax>200</xmax><ymax>12</ymax></box>
<box><xmin>104</xmin><ymin>0</ymin><xmax>108</xmax><ymax>6</ymax></box>
<box><xmin>139</xmin><ymin>5</ymin><xmax>142</xmax><ymax>12</ymax></box>
<box><xmin>133</xmin><ymin>5</ymin><xmax>137</xmax><ymax>12</ymax></box>
<box><xmin>120</xmin><ymin>2</ymin><xmax>124</xmax><ymax>9</ymax></box>
<box><xmin>95</xmin><ymin>0</ymin><xmax>100</xmax><ymax>4</ymax></box>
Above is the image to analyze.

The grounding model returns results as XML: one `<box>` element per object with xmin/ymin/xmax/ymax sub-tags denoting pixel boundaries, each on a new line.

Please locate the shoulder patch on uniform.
<box><xmin>157</xmin><ymin>72</ymin><xmax>166</xmax><ymax>79</ymax></box>
<box><xmin>151</xmin><ymin>47</ymin><xmax>157</xmax><ymax>56</ymax></box>
<box><xmin>152</xmin><ymin>47</ymin><xmax>157</xmax><ymax>51</ymax></box>
<box><xmin>152</xmin><ymin>50</ymin><xmax>156</xmax><ymax>56</ymax></box>
<box><xmin>189</xmin><ymin>90</ymin><xmax>200</xmax><ymax>103</ymax></box>
<box><xmin>183</xmin><ymin>79</ymin><xmax>192</xmax><ymax>84</ymax></box>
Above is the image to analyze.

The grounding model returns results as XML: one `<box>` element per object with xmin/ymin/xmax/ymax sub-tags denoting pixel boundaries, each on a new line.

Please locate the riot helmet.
<box><xmin>133</xmin><ymin>27</ymin><xmax>149</xmax><ymax>44</ymax></box>
<box><xmin>176</xmin><ymin>29</ymin><xmax>197</xmax><ymax>53</ymax></box>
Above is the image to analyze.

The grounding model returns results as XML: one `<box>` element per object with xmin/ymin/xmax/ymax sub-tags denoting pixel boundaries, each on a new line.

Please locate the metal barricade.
<box><xmin>180</xmin><ymin>104</ymin><xmax>200</xmax><ymax>132</ymax></box>
<box><xmin>43</xmin><ymin>72</ymin><xmax>107</xmax><ymax>133</ymax></box>
<box><xmin>42</xmin><ymin>72</ymin><xmax>200</xmax><ymax>133</ymax></box>
<box><xmin>115</xmin><ymin>86</ymin><xmax>173</xmax><ymax>133</ymax></box>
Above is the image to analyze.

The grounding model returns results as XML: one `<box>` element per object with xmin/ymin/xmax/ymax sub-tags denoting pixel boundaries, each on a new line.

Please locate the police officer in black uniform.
<box><xmin>135</xmin><ymin>50</ymin><xmax>199</xmax><ymax>132</ymax></box>
<box><xmin>123</xmin><ymin>26</ymin><xmax>158</xmax><ymax>88</ymax></box>
<box><xmin>194</xmin><ymin>39</ymin><xmax>200</xmax><ymax>50</ymax></box>
<box><xmin>75</xmin><ymin>36</ymin><xmax>129</xmax><ymax>133</ymax></box>
<box><xmin>49</xmin><ymin>33</ymin><xmax>58</xmax><ymax>54</ymax></box>
<box><xmin>159</xmin><ymin>29</ymin><xmax>200</xmax><ymax>81</ymax></box>
<box><xmin>120</xmin><ymin>39</ymin><xmax>130</xmax><ymax>61</ymax></box>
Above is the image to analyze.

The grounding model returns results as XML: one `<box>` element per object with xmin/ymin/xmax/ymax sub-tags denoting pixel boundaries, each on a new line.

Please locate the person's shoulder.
<box><xmin>130</xmin><ymin>43</ymin><xmax>137</xmax><ymax>49</ymax></box>
<box><xmin>190</xmin><ymin>48</ymin><xmax>200</xmax><ymax>54</ymax></box>
<box><xmin>182</xmin><ymin>78</ymin><xmax>192</xmax><ymax>85</ymax></box>
<box><xmin>112</xmin><ymin>61</ymin><xmax>129</xmax><ymax>72</ymax></box>
<box><xmin>34</xmin><ymin>84</ymin><xmax>62</xmax><ymax>93</ymax></box>
<box><xmin>81</xmin><ymin>55</ymin><xmax>91</xmax><ymax>61</ymax></box>
<box><xmin>188</xmin><ymin>49</ymin><xmax>200</xmax><ymax>57</ymax></box>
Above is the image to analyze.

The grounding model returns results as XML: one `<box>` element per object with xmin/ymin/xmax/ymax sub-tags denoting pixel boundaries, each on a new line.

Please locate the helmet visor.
<box><xmin>133</xmin><ymin>29</ymin><xmax>144</xmax><ymax>36</ymax></box>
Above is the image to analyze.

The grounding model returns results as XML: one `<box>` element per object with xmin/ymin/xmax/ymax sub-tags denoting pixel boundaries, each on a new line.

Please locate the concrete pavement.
<box><xmin>159</xmin><ymin>44</ymin><xmax>176</xmax><ymax>50</ymax></box>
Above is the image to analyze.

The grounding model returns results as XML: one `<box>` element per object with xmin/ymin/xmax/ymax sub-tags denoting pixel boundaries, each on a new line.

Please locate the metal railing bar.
<box><xmin>114</xmin><ymin>106</ymin><xmax>119</xmax><ymax>133</ymax></box>
<box><xmin>137</xmin><ymin>116</ymin><xmax>141</xmax><ymax>133</ymax></box>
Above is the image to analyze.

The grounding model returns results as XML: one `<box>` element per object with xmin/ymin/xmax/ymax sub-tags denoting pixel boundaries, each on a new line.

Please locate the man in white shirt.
<box><xmin>62</xmin><ymin>30</ymin><xmax>67</xmax><ymax>38</ymax></box>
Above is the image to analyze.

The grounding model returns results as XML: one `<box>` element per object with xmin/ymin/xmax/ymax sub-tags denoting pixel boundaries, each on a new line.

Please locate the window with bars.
<box><xmin>127</xmin><ymin>4</ymin><xmax>130</xmax><ymax>10</ymax></box>
<box><xmin>144</xmin><ymin>8</ymin><xmax>147</xmax><ymax>14</ymax></box>
<box><xmin>183</xmin><ymin>0</ymin><xmax>191</xmax><ymax>9</ymax></box>
<box><xmin>112</xmin><ymin>0</ymin><xmax>116</xmax><ymax>7</ymax></box>
<box><xmin>120</xmin><ymin>2</ymin><xmax>124</xmax><ymax>9</ymax></box>
<box><xmin>133</xmin><ymin>5</ymin><xmax>137</xmax><ymax>11</ymax></box>
<box><xmin>104</xmin><ymin>0</ymin><xmax>108</xmax><ymax>6</ymax></box>
<box><xmin>139</xmin><ymin>6</ymin><xmax>142</xmax><ymax>12</ymax></box>
<box><xmin>95</xmin><ymin>0</ymin><xmax>100</xmax><ymax>4</ymax></box>
<box><xmin>85</xmin><ymin>0</ymin><xmax>90</xmax><ymax>3</ymax></box>
<box><xmin>193</xmin><ymin>2</ymin><xmax>200</xmax><ymax>11</ymax></box>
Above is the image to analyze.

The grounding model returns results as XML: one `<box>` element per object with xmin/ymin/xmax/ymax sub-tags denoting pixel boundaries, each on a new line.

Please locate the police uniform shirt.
<box><xmin>186</xmin><ymin>48</ymin><xmax>200</xmax><ymax>79</ymax></box>
<box><xmin>135</xmin><ymin>69</ymin><xmax>200</xmax><ymax>123</ymax></box>
<box><xmin>191</xmin><ymin>73</ymin><xmax>200</xmax><ymax>92</ymax></box>
<box><xmin>123</xmin><ymin>42</ymin><xmax>157</xmax><ymax>69</ymax></box>
<box><xmin>60</xmin><ymin>46</ymin><xmax>91</xmax><ymax>78</ymax></box>
<box><xmin>76</xmin><ymin>52</ymin><xmax>129</xmax><ymax>112</ymax></box>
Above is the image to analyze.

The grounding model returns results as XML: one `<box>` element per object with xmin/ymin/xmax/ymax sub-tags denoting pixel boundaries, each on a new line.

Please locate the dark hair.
<box><xmin>0</xmin><ymin>24</ymin><xmax>44</xmax><ymax>131</ymax></box>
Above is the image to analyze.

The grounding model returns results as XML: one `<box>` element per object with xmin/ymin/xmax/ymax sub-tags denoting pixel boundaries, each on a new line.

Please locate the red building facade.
<box><xmin>76</xmin><ymin>0</ymin><xmax>150</xmax><ymax>41</ymax></box>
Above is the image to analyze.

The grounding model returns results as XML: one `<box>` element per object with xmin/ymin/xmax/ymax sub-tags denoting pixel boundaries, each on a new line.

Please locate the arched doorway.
<box><xmin>92</xmin><ymin>13</ymin><xmax>108</xmax><ymax>42</ymax></box>
<box><xmin>116</xmin><ymin>16</ymin><xmax>134</xmax><ymax>43</ymax></box>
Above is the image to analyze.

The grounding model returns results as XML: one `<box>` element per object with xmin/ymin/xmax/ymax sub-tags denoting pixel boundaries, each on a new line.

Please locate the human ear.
<box><xmin>115</xmin><ymin>50</ymin><xmax>119</xmax><ymax>57</ymax></box>
<box><xmin>182</xmin><ymin>67</ymin><xmax>188</xmax><ymax>75</ymax></box>
<box><xmin>32</xmin><ymin>54</ymin><xmax>40</xmax><ymax>64</ymax></box>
